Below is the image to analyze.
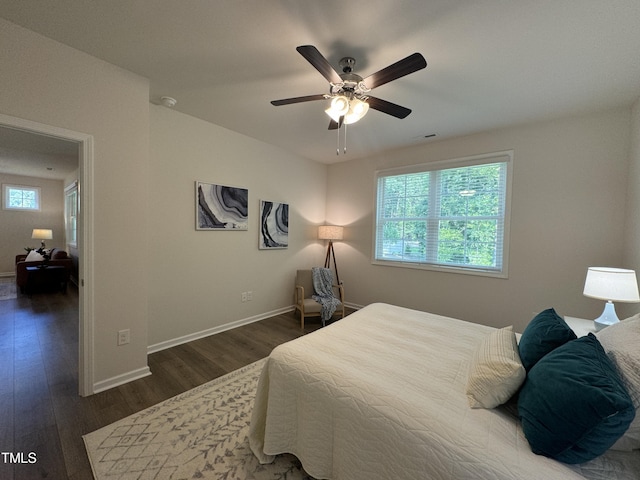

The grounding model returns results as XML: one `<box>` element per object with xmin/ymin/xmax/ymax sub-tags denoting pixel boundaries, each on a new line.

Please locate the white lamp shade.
<box><xmin>318</xmin><ymin>225</ymin><xmax>344</xmax><ymax>241</ymax></box>
<box><xmin>344</xmin><ymin>98</ymin><xmax>369</xmax><ymax>125</ymax></box>
<box><xmin>583</xmin><ymin>267</ymin><xmax>640</xmax><ymax>303</ymax></box>
<box><xmin>325</xmin><ymin>96</ymin><xmax>350</xmax><ymax>122</ymax></box>
<box><xmin>325</xmin><ymin>96</ymin><xmax>370</xmax><ymax>125</ymax></box>
<box><xmin>31</xmin><ymin>228</ymin><xmax>53</xmax><ymax>240</ymax></box>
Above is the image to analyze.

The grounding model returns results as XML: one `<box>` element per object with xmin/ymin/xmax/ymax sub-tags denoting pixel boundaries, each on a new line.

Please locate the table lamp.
<box><xmin>583</xmin><ymin>267</ymin><xmax>640</xmax><ymax>331</ymax></box>
<box><xmin>32</xmin><ymin>228</ymin><xmax>53</xmax><ymax>248</ymax></box>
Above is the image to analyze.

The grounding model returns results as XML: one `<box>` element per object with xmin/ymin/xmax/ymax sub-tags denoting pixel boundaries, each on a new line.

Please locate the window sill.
<box><xmin>371</xmin><ymin>259</ymin><xmax>508</xmax><ymax>279</ymax></box>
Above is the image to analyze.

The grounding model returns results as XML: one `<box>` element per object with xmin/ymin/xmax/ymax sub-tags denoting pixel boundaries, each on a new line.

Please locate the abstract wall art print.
<box><xmin>259</xmin><ymin>200</ymin><xmax>289</xmax><ymax>249</ymax></box>
<box><xmin>196</xmin><ymin>181</ymin><xmax>248</xmax><ymax>230</ymax></box>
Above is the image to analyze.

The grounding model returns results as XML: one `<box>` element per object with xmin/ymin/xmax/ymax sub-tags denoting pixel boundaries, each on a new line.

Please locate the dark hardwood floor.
<box><xmin>0</xmin><ymin>283</ymin><xmax>341</xmax><ymax>479</ymax></box>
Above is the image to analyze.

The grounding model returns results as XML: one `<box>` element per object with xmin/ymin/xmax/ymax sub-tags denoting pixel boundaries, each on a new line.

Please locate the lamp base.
<box><xmin>323</xmin><ymin>240</ymin><xmax>340</xmax><ymax>285</ymax></box>
<box><xmin>593</xmin><ymin>301</ymin><xmax>619</xmax><ymax>331</ymax></box>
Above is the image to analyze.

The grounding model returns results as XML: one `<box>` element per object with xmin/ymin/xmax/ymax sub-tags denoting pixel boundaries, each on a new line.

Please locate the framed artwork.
<box><xmin>195</xmin><ymin>181</ymin><xmax>248</xmax><ymax>230</ymax></box>
<box><xmin>259</xmin><ymin>200</ymin><xmax>288</xmax><ymax>249</ymax></box>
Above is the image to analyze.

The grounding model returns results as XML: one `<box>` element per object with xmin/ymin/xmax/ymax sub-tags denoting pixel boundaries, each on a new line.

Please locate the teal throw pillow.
<box><xmin>518</xmin><ymin>308</ymin><xmax>576</xmax><ymax>371</ymax></box>
<box><xmin>518</xmin><ymin>334</ymin><xmax>635</xmax><ymax>464</ymax></box>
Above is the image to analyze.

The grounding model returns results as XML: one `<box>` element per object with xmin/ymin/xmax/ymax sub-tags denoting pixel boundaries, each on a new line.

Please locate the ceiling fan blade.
<box><xmin>364</xmin><ymin>53</ymin><xmax>427</xmax><ymax>89</ymax></box>
<box><xmin>367</xmin><ymin>96</ymin><xmax>412</xmax><ymax>119</ymax></box>
<box><xmin>328</xmin><ymin>116</ymin><xmax>345</xmax><ymax>130</ymax></box>
<box><xmin>296</xmin><ymin>45</ymin><xmax>342</xmax><ymax>84</ymax></box>
<box><xmin>271</xmin><ymin>94</ymin><xmax>326</xmax><ymax>106</ymax></box>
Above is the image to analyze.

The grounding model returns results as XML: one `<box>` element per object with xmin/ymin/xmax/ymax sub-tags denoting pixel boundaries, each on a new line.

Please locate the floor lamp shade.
<box><xmin>583</xmin><ymin>267</ymin><xmax>640</xmax><ymax>330</ymax></box>
<box><xmin>319</xmin><ymin>225</ymin><xmax>343</xmax><ymax>285</ymax></box>
<box><xmin>318</xmin><ymin>225</ymin><xmax>343</xmax><ymax>241</ymax></box>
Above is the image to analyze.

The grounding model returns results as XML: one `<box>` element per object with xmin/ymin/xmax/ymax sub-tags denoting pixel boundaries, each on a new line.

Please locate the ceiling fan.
<box><xmin>271</xmin><ymin>45</ymin><xmax>427</xmax><ymax>131</ymax></box>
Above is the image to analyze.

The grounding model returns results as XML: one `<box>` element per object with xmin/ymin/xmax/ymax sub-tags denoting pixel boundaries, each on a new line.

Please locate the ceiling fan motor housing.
<box><xmin>339</xmin><ymin>56</ymin><xmax>356</xmax><ymax>73</ymax></box>
<box><xmin>335</xmin><ymin>57</ymin><xmax>369</xmax><ymax>97</ymax></box>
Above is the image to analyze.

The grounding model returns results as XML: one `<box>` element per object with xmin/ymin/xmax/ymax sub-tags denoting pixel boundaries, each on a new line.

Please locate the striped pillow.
<box><xmin>466</xmin><ymin>326</ymin><xmax>526</xmax><ymax>409</ymax></box>
<box><xmin>596</xmin><ymin>314</ymin><xmax>640</xmax><ymax>451</ymax></box>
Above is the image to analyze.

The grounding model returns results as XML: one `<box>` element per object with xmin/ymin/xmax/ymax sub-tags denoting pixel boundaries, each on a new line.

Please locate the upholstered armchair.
<box><xmin>294</xmin><ymin>269</ymin><xmax>344</xmax><ymax>330</ymax></box>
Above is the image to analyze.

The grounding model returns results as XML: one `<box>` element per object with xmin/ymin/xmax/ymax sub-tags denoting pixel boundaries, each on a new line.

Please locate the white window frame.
<box><xmin>2</xmin><ymin>183</ymin><xmax>41</xmax><ymax>211</ymax></box>
<box><xmin>373</xmin><ymin>151</ymin><xmax>513</xmax><ymax>278</ymax></box>
<box><xmin>65</xmin><ymin>181</ymin><xmax>79</xmax><ymax>248</ymax></box>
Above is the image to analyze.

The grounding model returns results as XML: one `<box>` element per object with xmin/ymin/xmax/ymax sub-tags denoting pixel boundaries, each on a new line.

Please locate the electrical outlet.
<box><xmin>118</xmin><ymin>329</ymin><xmax>130</xmax><ymax>346</ymax></box>
<box><xmin>247</xmin><ymin>291</ymin><xmax>252</xmax><ymax>301</ymax></box>
<box><xmin>241</xmin><ymin>292</ymin><xmax>247</xmax><ymax>302</ymax></box>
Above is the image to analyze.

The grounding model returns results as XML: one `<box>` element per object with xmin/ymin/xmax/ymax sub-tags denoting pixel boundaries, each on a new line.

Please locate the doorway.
<box><xmin>0</xmin><ymin>112</ymin><xmax>94</xmax><ymax>396</ymax></box>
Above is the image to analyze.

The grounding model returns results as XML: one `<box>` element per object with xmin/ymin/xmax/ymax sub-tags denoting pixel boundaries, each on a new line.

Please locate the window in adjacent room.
<box><xmin>2</xmin><ymin>184</ymin><xmax>41</xmax><ymax>211</ymax></box>
<box><xmin>374</xmin><ymin>151</ymin><xmax>513</xmax><ymax>277</ymax></box>
<box><xmin>65</xmin><ymin>181</ymin><xmax>78</xmax><ymax>248</ymax></box>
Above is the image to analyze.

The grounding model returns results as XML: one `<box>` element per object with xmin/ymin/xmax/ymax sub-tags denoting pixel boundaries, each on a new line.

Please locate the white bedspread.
<box><xmin>249</xmin><ymin>303</ymin><xmax>640</xmax><ymax>480</ymax></box>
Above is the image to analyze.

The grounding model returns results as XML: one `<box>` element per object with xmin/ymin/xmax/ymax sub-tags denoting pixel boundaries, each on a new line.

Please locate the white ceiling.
<box><xmin>1</xmin><ymin>0</ymin><xmax>640</xmax><ymax>166</ymax></box>
<box><xmin>0</xmin><ymin>126</ymin><xmax>78</xmax><ymax>180</ymax></box>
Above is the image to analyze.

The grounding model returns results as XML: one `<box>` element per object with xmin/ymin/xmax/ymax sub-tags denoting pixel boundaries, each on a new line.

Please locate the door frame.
<box><xmin>0</xmin><ymin>112</ymin><xmax>94</xmax><ymax>396</ymax></box>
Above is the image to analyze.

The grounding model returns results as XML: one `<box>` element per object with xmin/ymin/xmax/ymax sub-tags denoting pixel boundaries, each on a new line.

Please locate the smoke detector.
<box><xmin>160</xmin><ymin>96</ymin><xmax>177</xmax><ymax>108</ymax></box>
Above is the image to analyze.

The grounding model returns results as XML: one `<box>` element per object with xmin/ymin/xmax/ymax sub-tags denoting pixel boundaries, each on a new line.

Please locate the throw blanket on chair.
<box><xmin>312</xmin><ymin>267</ymin><xmax>341</xmax><ymax>326</ymax></box>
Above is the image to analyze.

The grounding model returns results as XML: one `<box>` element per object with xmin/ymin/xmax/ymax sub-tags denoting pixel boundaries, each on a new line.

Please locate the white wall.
<box><xmin>148</xmin><ymin>105</ymin><xmax>328</xmax><ymax>347</ymax></box>
<box><xmin>326</xmin><ymin>108</ymin><xmax>634</xmax><ymax>332</ymax></box>
<box><xmin>0</xmin><ymin>18</ymin><xmax>150</xmax><ymax>388</ymax></box>
<box><xmin>623</xmin><ymin>96</ymin><xmax>640</xmax><ymax>312</ymax></box>
<box><xmin>0</xmin><ymin>16</ymin><xmax>328</xmax><ymax>391</ymax></box>
<box><xmin>2</xmin><ymin>14</ymin><xmax>638</xmax><ymax>391</ymax></box>
<box><xmin>0</xmin><ymin>173</ymin><xmax>64</xmax><ymax>275</ymax></box>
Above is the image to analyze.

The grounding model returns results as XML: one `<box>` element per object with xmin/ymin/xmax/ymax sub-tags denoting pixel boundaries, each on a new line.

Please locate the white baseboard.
<box><xmin>96</xmin><ymin>304</ymin><xmax>361</xmax><ymax>392</ymax></box>
<box><xmin>148</xmin><ymin>303</ymin><xmax>364</xmax><ymax>356</ymax></box>
<box><xmin>93</xmin><ymin>365</ymin><xmax>152</xmax><ymax>394</ymax></box>
<box><xmin>345</xmin><ymin>302</ymin><xmax>364</xmax><ymax>310</ymax></box>
<box><xmin>0</xmin><ymin>272</ymin><xmax>15</xmax><ymax>278</ymax></box>
<box><xmin>147</xmin><ymin>305</ymin><xmax>295</xmax><ymax>355</ymax></box>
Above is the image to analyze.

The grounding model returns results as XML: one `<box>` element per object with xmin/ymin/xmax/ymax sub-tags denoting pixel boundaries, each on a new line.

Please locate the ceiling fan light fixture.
<box><xmin>325</xmin><ymin>95</ymin><xmax>350</xmax><ymax>122</ymax></box>
<box><xmin>344</xmin><ymin>98</ymin><xmax>369</xmax><ymax>124</ymax></box>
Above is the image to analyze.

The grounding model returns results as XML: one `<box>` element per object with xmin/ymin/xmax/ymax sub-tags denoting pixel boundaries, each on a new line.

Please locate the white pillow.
<box><xmin>466</xmin><ymin>326</ymin><xmax>526</xmax><ymax>409</ymax></box>
<box><xmin>596</xmin><ymin>314</ymin><xmax>640</xmax><ymax>451</ymax></box>
<box><xmin>25</xmin><ymin>249</ymin><xmax>44</xmax><ymax>262</ymax></box>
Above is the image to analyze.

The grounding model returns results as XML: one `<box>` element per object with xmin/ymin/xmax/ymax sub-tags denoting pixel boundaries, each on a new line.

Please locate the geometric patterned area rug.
<box><xmin>84</xmin><ymin>358</ymin><xmax>313</xmax><ymax>479</ymax></box>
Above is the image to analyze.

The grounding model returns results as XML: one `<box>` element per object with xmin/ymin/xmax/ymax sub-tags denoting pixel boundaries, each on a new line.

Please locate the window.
<box><xmin>374</xmin><ymin>151</ymin><xmax>512</xmax><ymax>277</ymax></box>
<box><xmin>2</xmin><ymin>184</ymin><xmax>41</xmax><ymax>211</ymax></box>
<box><xmin>65</xmin><ymin>182</ymin><xmax>78</xmax><ymax>248</ymax></box>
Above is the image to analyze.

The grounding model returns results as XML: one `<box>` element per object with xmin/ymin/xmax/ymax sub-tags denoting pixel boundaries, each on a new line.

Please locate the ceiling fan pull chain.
<box><xmin>336</xmin><ymin>124</ymin><xmax>340</xmax><ymax>155</ymax></box>
<box><xmin>344</xmin><ymin>122</ymin><xmax>347</xmax><ymax>154</ymax></box>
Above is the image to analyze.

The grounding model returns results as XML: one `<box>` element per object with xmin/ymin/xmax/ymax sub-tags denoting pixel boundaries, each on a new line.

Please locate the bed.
<box><xmin>249</xmin><ymin>303</ymin><xmax>640</xmax><ymax>479</ymax></box>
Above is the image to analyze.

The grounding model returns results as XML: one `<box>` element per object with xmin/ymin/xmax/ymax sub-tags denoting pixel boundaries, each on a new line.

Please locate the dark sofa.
<box><xmin>15</xmin><ymin>248</ymin><xmax>73</xmax><ymax>293</ymax></box>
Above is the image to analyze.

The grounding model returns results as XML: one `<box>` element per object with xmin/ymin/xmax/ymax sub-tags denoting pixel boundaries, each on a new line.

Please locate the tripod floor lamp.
<box><xmin>318</xmin><ymin>225</ymin><xmax>344</xmax><ymax>285</ymax></box>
